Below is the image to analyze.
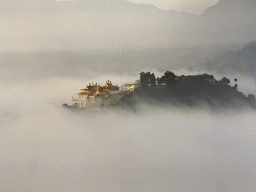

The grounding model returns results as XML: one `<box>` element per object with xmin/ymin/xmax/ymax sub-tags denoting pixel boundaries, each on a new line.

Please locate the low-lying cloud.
<box><xmin>1</xmin><ymin>74</ymin><xmax>256</xmax><ymax>191</ymax></box>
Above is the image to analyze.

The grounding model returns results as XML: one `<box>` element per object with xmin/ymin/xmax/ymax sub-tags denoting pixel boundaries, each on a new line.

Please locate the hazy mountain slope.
<box><xmin>199</xmin><ymin>0</ymin><xmax>256</xmax><ymax>44</ymax></box>
<box><xmin>1</xmin><ymin>0</ymin><xmax>255</xmax><ymax>52</ymax></box>
<box><xmin>202</xmin><ymin>0</ymin><xmax>256</xmax><ymax>17</ymax></box>
<box><xmin>194</xmin><ymin>40</ymin><xmax>256</xmax><ymax>76</ymax></box>
<box><xmin>0</xmin><ymin>0</ymin><xmax>200</xmax><ymax>52</ymax></box>
<box><xmin>0</xmin><ymin>43</ymin><xmax>246</xmax><ymax>81</ymax></box>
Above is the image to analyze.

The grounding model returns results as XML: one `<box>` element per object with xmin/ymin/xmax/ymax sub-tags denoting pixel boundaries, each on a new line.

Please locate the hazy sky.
<box><xmin>126</xmin><ymin>0</ymin><xmax>220</xmax><ymax>14</ymax></box>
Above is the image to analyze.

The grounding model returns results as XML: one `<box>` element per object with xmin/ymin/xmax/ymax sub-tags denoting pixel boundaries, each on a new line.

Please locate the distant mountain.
<box><xmin>194</xmin><ymin>40</ymin><xmax>256</xmax><ymax>76</ymax></box>
<box><xmin>0</xmin><ymin>0</ymin><xmax>255</xmax><ymax>51</ymax></box>
<box><xmin>0</xmin><ymin>43</ymin><xmax>245</xmax><ymax>82</ymax></box>
<box><xmin>199</xmin><ymin>0</ymin><xmax>256</xmax><ymax>44</ymax></box>
<box><xmin>202</xmin><ymin>0</ymin><xmax>256</xmax><ymax>17</ymax></box>
<box><xmin>0</xmin><ymin>0</ymin><xmax>199</xmax><ymax>52</ymax></box>
<box><xmin>200</xmin><ymin>0</ymin><xmax>256</xmax><ymax>43</ymax></box>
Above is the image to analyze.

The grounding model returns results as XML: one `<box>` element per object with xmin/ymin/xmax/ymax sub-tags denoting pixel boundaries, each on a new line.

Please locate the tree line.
<box><xmin>139</xmin><ymin>71</ymin><xmax>177</xmax><ymax>87</ymax></box>
<box><xmin>139</xmin><ymin>71</ymin><xmax>239</xmax><ymax>88</ymax></box>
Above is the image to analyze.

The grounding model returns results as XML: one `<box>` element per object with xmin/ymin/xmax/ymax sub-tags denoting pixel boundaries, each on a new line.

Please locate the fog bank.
<box><xmin>1</xmin><ymin>75</ymin><xmax>256</xmax><ymax>191</ymax></box>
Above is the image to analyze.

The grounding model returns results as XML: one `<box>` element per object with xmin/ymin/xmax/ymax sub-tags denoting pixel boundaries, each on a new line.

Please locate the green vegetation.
<box><xmin>134</xmin><ymin>71</ymin><xmax>256</xmax><ymax>111</ymax></box>
<box><xmin>139</xmin><ymin>72</ymin><xmax>156</xmax><ymax>87</ymax></box>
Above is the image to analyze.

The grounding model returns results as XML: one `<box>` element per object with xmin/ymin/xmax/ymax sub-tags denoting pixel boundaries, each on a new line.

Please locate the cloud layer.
<box><xmin>1</xmin><ymin>74</ymin><xmax>256</xmax><ymax>191</ymax></box>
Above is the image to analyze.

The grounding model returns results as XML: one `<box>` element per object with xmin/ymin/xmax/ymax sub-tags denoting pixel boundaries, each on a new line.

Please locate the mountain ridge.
<box><xmin>202</xmin><ymin>0</ymin><xmax>256</xmax><ymax>16</ymax></box>
<box><xmin>0</xmin><ymin>0</ymin><xmax>255</xmax><ymax>51</ymax></box>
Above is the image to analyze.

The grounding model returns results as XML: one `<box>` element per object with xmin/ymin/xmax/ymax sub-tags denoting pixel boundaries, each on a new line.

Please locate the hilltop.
<box><xmin>64</xmin><ymin>71</ymin><xmax>256</xmax><ymax>113</ymax></box>
<box><xmin>120</xmin><ymin>72</ymin><xmax>256</xmax><ymax>113</ymax></box>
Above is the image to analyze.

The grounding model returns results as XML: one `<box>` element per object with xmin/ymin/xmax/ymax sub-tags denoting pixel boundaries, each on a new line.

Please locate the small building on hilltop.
<box><xmin>102</xmin><ymin>80</ymin><xmax>119</xmax><ymax>93</ymax></box>
<box><xmin>71</xmin><ymin>80</ymin><xmax>120</xmax><ymax>108</ymax></box>
<box><xmin>77</xmin><ymin>82</ymin><xmax>102</xmax><ymax>100</ymax></box>
<box><xmin>77</xmin><ymin>80</ymin><xmax>119</xmax><ymax>100</ymax></box>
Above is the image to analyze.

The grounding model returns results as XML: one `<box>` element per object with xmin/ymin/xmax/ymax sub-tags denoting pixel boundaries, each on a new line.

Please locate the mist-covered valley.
<box><xmin>1</xmin><ymin>31</ymin><xmax>256</xmax><ymax>192</ymax></box>
<box><xmin>1</xmin><ymin>65</ymin><xmax>256</xmax><ymax>191</ymax></box>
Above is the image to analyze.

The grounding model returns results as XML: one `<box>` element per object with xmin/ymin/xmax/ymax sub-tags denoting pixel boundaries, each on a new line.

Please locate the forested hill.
<box><xmin>193</xmin><ymin>40</ymin><xmax>256</xmax><ymax>77</ymax></box>
<box><xmin>117</xmin><ymin>72</ymin><xmax>256</xmax><ymax>113</ymax></box>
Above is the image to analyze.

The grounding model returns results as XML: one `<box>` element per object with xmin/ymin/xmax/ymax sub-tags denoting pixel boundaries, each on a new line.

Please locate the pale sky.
<box><xmin>126</xmin><ymin>0</ymin><xmax>220</xmax><ymax>14</ymax></box>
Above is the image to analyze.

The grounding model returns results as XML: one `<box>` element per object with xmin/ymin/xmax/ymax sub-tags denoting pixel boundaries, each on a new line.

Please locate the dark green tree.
<box><xmin>139</xmin><ymin>72</ymin><xmax>155</xmax><ymax>87</ymax></box>
<box><xmin>157</xmin><ymin>76</ymin><xmax>165</xmax><ymax>85</ymax></box>
<box><xmin>221</xmin><ymin>77</ymin><xmax>230</xmax><ymax>85</ymax></box>
<box><xmin>163</xmin><ymin>71</ymin><xmax>176</xmax><ymax>86</ymax></box>
<box><xmin>139</xmin><ymin>72</ymin><xmax>148</xmax><ymax>87</ymax></box>
<box><xmin>150</xmin><ymin>73</ymin><xmax>156</xmax><ymax>87</ymax></box>
<box><xmin>248</xmin><ymin>94</ymin><xmax>256</xmax><ymax>100</ymax></box>
<box><xmin>234</xmin><ymin>78</ymin><xmax>238</xmax><ymax>90</ymax></box>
